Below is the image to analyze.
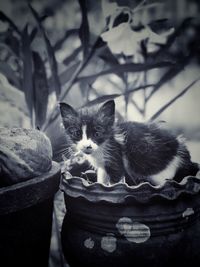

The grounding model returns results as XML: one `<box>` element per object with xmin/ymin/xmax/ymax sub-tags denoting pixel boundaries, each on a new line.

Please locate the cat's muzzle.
<box><xmin>82</xmin><ymin>146</ymin><xmax>93</xmax><ymax>155</ymax></box>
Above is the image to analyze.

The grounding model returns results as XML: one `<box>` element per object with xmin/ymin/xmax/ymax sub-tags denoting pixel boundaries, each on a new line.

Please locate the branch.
<box><xmin>53</xmin><ymin>29</ymin><xmax>79</xmax><ymax>51</ymax></box>
<box><xmin>76</xmin><ymin>61</ymin><xmax>174</xmax><ymax>83</ymax></box>
<box><xmin>146</xmin><ymin>56</ymin><xmax>191</xmax><ymax>102</ymax></box>
<box><xmin>41</xmin><ymin>36</ymin><xmax>105</xmax><ymax>131</ymax></box>
<box><xmin>124</xmin><ymin>84</ymin><xmax>154</xmax><ymax>96</ymax></box>
<box><xmin>149</xmin><ymin>77</ymin><xmax>200</xmax><ymax>121</ymax></box>
<box><xmin>63</xmin><ymin>47</ymin><xmax>82</xmax><ymax>66</ymax></box>
<box><xmin>130</xmin><ymin>98</ymin><xmax>144</xmax><ymax>114</ymax></box>
<box><xmin>0</xmin><ymin>11</ymin><xmax>21</xmax><ymax>36</ymax></box>
<box><xmin>41</xmin><ymin>61</ymin><xmax>84</xmax><ymax>131</ymax></box>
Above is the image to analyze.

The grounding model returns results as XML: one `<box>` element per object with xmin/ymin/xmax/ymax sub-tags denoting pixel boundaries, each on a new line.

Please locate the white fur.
<box><xmin>114</xmin><ymin>132</ymin><xmax>126</xmax><ymax>145</ymax></box>
<box><xmin>77</xmin><ymin>125</ymin><xmax>98</xmax><ymax>152</ymax></box>
<box><xmin>97</xmin><ymin>168</ymin><xmax>109</xmax><ymax>184</ymax></box>
<box><xmin>86</xmin><ymin>148</ymin><xmax>111</xmax><ymax>184</ymax></box>
<box><xmin>85</xmin><ymin>148</ymin><xmax>105</xmax><ymax>169</ymax></box>
<box><xmin>150</xmin><ymin>155</ymin><xmax>182</xmax><ymax>185</ymax></box>
<box><xmin>177</xmin><ymin>134</ymin><xmax>187</xmax><ymax>145</ymax></box>
<box><xmin>76</xmin><ymin>125</ymin><xmax>110</xmax><ymax>184</ymax></box>
<box><xmin>82</xmin><ymin>125</ymin><xmax>87</xmax><ymax>140</ymax></box>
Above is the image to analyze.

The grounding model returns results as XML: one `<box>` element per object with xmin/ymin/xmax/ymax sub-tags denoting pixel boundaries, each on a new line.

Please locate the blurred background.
<box><xmin>0</xmin><ymin>0</ymin><xmax>200</xmax><ymax>266</ymax></box>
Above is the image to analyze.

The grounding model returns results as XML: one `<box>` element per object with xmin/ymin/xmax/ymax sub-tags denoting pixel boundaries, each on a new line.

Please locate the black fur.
<box><xmin>115</xmin><ymin>122</ymin><xmax>198</xmax><ymax>184</ymax></box>
<box><xmin>60</xmin><ymin>100</ymin><xmax>198</xmax><ymax>185</ymax></box>
<box><xmin>116</xmin><ymin>122</ymin><xmax>179</xmax><ymax>176</ymax></box>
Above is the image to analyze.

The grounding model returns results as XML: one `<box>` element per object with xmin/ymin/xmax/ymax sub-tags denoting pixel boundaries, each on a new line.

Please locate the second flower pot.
<box><xmin>0</xmin><ymin>161</ymin><xmax>61</xmax><ymax>267</ymax></box>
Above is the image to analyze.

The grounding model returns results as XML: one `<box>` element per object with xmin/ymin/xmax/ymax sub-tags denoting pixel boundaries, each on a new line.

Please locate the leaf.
<box><xmin>63</xmin><ymin>47</ymin><xmax>82</xmax><ymax>66</ymax></box>
<box><xmin>82</xmin><ymin>94</ymin><xmax>121</xmax><ymax>108</ymax></box>
<box><xmin>60</xmin><ymin>36</ymin><xmax>106</xmax><ymax>97</ymax></box>
<box><xmin>146</xmin><ymin>56</ymin><xmax>191</xmax><ymax>101</ymax></box>
<box><xmin>149</xmin><ymin>78</ymin><xmax>200</xmax><ymax>121</ymax></box>
<box><xmin>98</xmin><ymin>46</ymin><xmax>125</xmax><ymax>82</ymax></box>
<box><xmin>32</xmin><ymin>51</ymin><xmax>49</xmax><ymax>128</ymax></box>
<box><xmin>153</xmin><ymin>18</ymin><xmax>194</xmax><ymax>60</ymax></box>
<box><xmin>2</xmin><ymin>30</ymin><xmax>20</xmax><ymax>56</ymax></box>
<box><xmin>0</xmin><ymin>62</ymin><xmax>21</xmax><ymax>89</ymax></box>
<box><xmin>53</xmin><ymin>29</ymin><xmax>79</xmax><ymax>51</ymax></box>
<box><xmin>78</xmin><ymin>0</ymin><xmax>90</xmax><ymax>59</ymax></box>
<box><xmin>42</xmin><ymin>36</ymin><xmax>108</xmax><ymax>131</ymax></box>
<box><xmin>124</xmin><ymin>84</ymin><xmax>154</xmax><ymax>96</ymax></box>
<box><xmin>76</xmin><ymin>61</ymin><xmax>175</xmax><ymax>83</ymax></box>
<box><xmin>82</xmin><ymin>84</ymin><xmax>154</xmax><ymax>109</ymax></box>
<box><xmin>101</xmin><ymin>0</ymin><xmax>118</xmax><ymax>18</ymax></box>
<box><xmin>29</xmin><ymin>4</ymin><xmax>61</xmax><ymax>97</ymax></box>
<box><xmin>0</xmin><ymin>11</ymin><xmax>21</xmax><ymax>36</ymax></box>
<box><xmin>30</xmin><ymin>27</ymin><xmax>38</xmax><ymax>43</ymax></box>
<box><xmin>130</xmin><ymin>98</ymin><xmax>144</xmax><ymax>114</ymax></box>
<box><xmin>81</xmin><ymin>35</ymin><xmax>106</xmax><ymax>69</ymax></box>
<box><xmin>21</xmin><ymin>24</ymin><xmax>34</xmax><ymax>125</ymax></box>
<box><xmin>55</xmin><ymin>61</ymin><xmax>81</xmax><ymax>87</ymax></box>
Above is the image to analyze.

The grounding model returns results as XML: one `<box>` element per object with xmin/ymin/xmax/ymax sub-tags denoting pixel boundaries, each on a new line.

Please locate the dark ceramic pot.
<box><xmin>0</xmin><ymin>161</ymin><xmax>60</xmax><ymax>267</ymax></box>
<box><xmin>61</xmin><ymin>170</ymin><xmax>200</xmax><ymax>267</ymax></box>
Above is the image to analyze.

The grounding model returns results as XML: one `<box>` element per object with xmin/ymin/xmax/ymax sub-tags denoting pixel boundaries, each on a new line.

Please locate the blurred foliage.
<box><xmin>0</xmin><ymin>4</ymin><xmax>199</xmax><ymax>265</ymax></box>
<box><xmin>0</xmin><ymin>0</ymin><xmax>200</xmax><ymax>159</ymax></box>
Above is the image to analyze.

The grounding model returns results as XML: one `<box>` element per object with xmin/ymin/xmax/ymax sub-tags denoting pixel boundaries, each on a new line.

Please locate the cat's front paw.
<box><xmin>97</xmin><ymin>168</ymin><xmax>111</xmax><ymax>185</ymax></box>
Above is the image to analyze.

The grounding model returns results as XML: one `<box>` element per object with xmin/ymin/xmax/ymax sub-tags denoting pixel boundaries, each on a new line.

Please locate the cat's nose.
<box><xmin>83</xmin><ymin>145</ymin><xmax>93</xmax><ymax>154</ymax></box>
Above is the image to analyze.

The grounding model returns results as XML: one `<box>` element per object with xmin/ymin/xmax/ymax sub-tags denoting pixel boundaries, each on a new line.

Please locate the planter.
<box><xmin>61</xmin><ymin>170</ymin><xmax>200</xmax><ymax>267</ymax></box>
<box><xmin>0</xmin><ymin>161</ymin><xmax>61</xmax><ymax>267</ymax></box>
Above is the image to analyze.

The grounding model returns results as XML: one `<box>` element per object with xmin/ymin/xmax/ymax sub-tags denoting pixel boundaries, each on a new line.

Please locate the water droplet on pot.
<box><xmin>182</xmin><ymin>207</ymin><xmax>194</xmax><ymax>218</ymax></box>
<box><xmin>101</xmin><ymin>234</ymin><xmax>117</xmax><ymax>253</ymax></box>
<box><xmin>116</xmin><ymin>217</ymin><xmax>151</xmax><ymax>243</ymax></box>
<box><xmin>84</xmin><ymin>237</ymin><xmax>94</xmax><ymax>249</ymax></box>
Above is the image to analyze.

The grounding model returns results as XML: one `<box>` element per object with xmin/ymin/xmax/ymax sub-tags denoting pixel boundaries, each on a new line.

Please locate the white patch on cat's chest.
<box><xmin>85</xmin><ymin>148</ymin><xmax>105</xmax><ymax>169</ymax></box>
<box><xmin>97</xmin><ymin>167</ymin><xmax>109</xmax><ymax>184</ymax></box>
<box><xmin>150</xmin><ymin>155</ymin><xmax>182</xmax><ymax>185</ymax></box>
<box><xmin>85</xmin><ymin>147</ymin><xmax>110</xmax><ymax>184</ymax></box>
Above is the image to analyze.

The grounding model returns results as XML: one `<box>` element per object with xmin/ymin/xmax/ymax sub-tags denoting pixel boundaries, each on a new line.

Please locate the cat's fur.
<box><xmin>60</xmin><ymin>100</ymin><xmax>198</xmax><ymax>185</ymax></box>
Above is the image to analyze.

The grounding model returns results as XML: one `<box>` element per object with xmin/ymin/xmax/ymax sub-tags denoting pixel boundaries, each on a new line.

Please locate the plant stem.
<box><xmin>76</xmin><ymin>61</ymin><xmax>174</xmax><ymax>83</ymax></box>
<box><xmin>149</xmin><ymin>77</ymin><xmax>200</xmax><ymax>121</ymax></box>
<box><xmin>42</xmin><ymin>36</ymin><xmax>102</xmax><ymax>131</ymax></box>
<box><xmin>41</xmin><ymin>61</ymin><xmax>84</xmax><ymax>131</ymax></box>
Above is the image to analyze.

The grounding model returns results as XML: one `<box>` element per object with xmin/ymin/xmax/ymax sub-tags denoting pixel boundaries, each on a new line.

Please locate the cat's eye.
<box><xmin>94</xmin><ymin>131</ymin><xmax>102</xmax><ymax>138</ymax></box>
<box><xmin>74</xmin><ymin>130</ymin><xmax>81</xmax><ymax>138</ymax></box>
<box><xmin>68</xmin><ymin>127</ymin><xmax>81</xmax><ymax>138</ymax></box>
<box><xmin>93</xmin><ymin>126</ymin><xmax>104</xmax><ymax>138</ymax></box>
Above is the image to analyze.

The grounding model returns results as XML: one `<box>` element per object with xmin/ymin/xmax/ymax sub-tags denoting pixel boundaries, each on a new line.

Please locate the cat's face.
<box><xmin>60</xmin><ymin>100</ymin><xmax>115</xmax><ymax>155</ymax></box>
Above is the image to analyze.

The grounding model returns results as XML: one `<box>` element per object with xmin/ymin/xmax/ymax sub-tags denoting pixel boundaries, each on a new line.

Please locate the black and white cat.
<box><xmin>60</xmin><ymin>100</ymin><xmax>198</xmax><ymax>186</ymax></box>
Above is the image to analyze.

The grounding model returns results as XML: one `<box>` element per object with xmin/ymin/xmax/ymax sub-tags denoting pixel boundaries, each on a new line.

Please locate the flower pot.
<box><xmin>61</xmin><ymin>170</ymin><xmax>200</xmax><ymax>267</ymax></box>
<box><xmin>0</xmin><ymin>161</ymin><xmax>61</xmax><ymax>267</ymax></box>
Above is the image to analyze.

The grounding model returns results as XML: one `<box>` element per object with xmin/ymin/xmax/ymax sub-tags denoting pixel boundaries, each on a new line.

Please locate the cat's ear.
<box><xmin>97</xmin><ymin>100</ymin><xmax>115</xmax><ymax>126</ymax></box>
<box><xmin>59</xmin><ymin>103</ymin><xmax>78</xmax><ymax>127</ymax></box>
<box><xmin>60</xmin><ymin>102</ymin><xmax>78</xmax><ymax>118</ymax></box>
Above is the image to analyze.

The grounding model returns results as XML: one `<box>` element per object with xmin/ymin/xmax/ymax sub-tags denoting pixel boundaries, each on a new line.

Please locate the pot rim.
<box><xmin>0</xmin><ymin>161</ymin><xmax>61</xmax><ymax>214</ymax></box>
<box><xmin>61</xmin><ymin>170</ymin><xmax>200</xmax><ymax>204</ymax></box>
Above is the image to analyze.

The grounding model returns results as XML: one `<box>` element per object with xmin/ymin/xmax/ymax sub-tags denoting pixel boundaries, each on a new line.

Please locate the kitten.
<box><xmin>60</xmin><ymin>100</ymin><xmax>198</xmax><ymax>186</ymax></box>
<box><xmin>60</xmin><ymin>100</ymin><xmax>124</xmax><ymax>185</ymax></box>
